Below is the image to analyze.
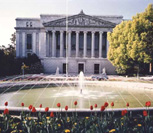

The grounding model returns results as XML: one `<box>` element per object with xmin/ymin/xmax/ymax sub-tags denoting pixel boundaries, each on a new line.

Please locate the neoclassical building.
<box><xmin>15</xmin><ymin>11</ymin><xmax>123</xmax><ymax>75</ymax></box>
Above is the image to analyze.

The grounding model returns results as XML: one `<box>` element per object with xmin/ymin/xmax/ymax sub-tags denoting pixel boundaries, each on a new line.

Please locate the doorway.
<box><xmin>78</xmin><ymin>63</ymin><xmax>84</xmax><ymax>73</ymax></box>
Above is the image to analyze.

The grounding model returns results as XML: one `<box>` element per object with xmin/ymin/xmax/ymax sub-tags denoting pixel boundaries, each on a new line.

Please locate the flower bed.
<box><xmin>0</xmin><ymin>101</ymin><xmax>153</xmax><ymax>133</ymax></box>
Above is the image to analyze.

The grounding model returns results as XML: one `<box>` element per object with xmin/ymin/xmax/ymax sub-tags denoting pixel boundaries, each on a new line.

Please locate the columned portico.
<box><xmin>46</xmin><ymin>30</ymin><xmax>109</xmax><ymax>58</ymax></box>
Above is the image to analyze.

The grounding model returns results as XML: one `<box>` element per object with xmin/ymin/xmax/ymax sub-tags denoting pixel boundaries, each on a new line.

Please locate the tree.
<box><xmin>108</xmin><ymin>4</ymin><xmax>153</xmax><ymax>75</ymax></box>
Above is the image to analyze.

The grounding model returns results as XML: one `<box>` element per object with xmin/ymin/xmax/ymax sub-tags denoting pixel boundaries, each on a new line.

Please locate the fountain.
<box><xmin>79</xmin><ymin>71</ymin><xmax>84</xmax><ymax>94</ymax></box>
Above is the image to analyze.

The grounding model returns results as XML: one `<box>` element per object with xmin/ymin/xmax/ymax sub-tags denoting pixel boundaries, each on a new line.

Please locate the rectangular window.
<box><xmin>27</xmin><ymin>34</ymin><xmax>32</xmax><ymax>50</ymax></box>
<box><xmin>94</xmin><ymin>64</ymin><xmax>99</xmax><ymax>74</ymax></box>
<box><xmin>63</xmin><ymin>63</ymin><xmax>66</xmax><ymax>74</ymax></box>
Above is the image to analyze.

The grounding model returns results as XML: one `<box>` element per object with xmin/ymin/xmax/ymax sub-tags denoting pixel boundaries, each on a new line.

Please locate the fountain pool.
<box><xmin>0</xmin><ymin>77</ymin><xmax>153</xmax><ymax>110</ymax></box>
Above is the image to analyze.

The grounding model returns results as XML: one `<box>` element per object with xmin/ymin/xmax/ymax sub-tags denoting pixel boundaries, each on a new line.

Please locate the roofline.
<box><xmin>16</xmin><ymin>18</ymin><xmax>40</xmax><ymax>21</ymax></box>
<box><xmin>40</xmin><ymin>14</ymin><xmax>123</xmax><ymax>18</ymax></box>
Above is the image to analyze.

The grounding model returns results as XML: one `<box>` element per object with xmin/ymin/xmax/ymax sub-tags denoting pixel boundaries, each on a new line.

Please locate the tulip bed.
<box><xmin>0</xmin><ymin>101</ymin><xmax>153</xmax><ymax>133</ymax></box>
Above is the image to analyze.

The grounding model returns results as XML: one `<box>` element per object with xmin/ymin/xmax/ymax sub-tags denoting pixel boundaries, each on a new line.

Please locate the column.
<box><xmin>32</xmin><ymin>32</ymin><xmax>36</xmax><ymax>54</ymax></box>
<box><xmin>91</xmin><ymin>31</ymin><xmax>95</xmax><ymax>58</ymax></box>
<box><xmin>46</xmin><ymin>31</ymin><xmax>49</xmax><ymax>57</ymax></box>
<box><xmin>39</xmin><ymin>31</ymin><xmax>46</xmax><ymax>58</ymax></box>
<box><xmin>60</xmin><ymin>31</ymin><xmax>64</xmax><ymax>57</ymax></box>
<box><xmin>52</xmin><ymin>30</ymin><xmax>56</xmax><ymax>57</ymax></box>
<box><xmin>106</xmin><ymin>34</ymin><xmax>109</xmax><ymax>58</ymax></box>
<box><xmin>22</xmin><ymin>32</ymin><xmax>26</xmax><ymax>57</ymax></box>
<box><xmin>99</xmin><ymin>31</ymin><xmax>103</xmax><ymax>58</ymax></box>
<box><xmin>49</xmin><ymin>32</ymin><xmax>52</xmax><ymax>57</ymax></box>
<box><xmin>68</xmin><ymin>31</ymin><xmax>71</xmax><ymax>57</ymax></box>
<box><xmin>76</xmin><ymin>31</ymin><xmax>79</xmax><ymax>57</ymax></box>
<box><xmin>16</xmin><ymin>32</ymin><xmax>20</xmax><ymax>57</ymax></box>
<box><xmin>83</xmin><ymin>31</ymin><xmax>87</xmax><ymax>57</ymax></box>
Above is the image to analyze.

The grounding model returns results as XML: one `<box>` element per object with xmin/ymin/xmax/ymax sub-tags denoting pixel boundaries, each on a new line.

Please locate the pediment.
<box><xmin>43</xmin><ymin>11</ymin><xmax>116</xmax><ymax>28</ymax></box>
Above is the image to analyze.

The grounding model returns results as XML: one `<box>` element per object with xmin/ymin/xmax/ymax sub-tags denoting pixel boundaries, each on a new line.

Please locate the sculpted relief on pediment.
<box><xmin>43</xmin><ymin>14</ymin><xmax>116</xmax><ymax>28</ymax></box>
<box><xmin>56</xmin><ymin>17</ymin><xmax>104</xmax><ymax>26</ymax></box>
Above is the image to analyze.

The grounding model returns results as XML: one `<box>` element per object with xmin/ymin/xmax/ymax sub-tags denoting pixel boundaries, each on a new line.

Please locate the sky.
<box><xmin>0</xmin><ymin>0</ymin><xmax>152</xmax><ymax>47</ymax></box>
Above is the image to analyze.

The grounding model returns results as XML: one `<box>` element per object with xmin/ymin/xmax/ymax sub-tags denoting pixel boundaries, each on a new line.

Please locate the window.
<box><xmin>27</xmin><ymin>34</ymin><xmax>32</xmax><ymax>50</ymax></box>
<box><xmin>30</xmin><ymin>22</ymin><xmax>32</xmax><ymax>27</ymax></box>
<box><xmin>63</xmin><ymin>63</ymin><xmax>66</xmax><ymax>74</ymax></box>
<box><xmin>26</xmin><ymin>22</ymin><xmax>29</xmax><ymax>27</ymax></box>
<box><xmin>94</xmin><ymin>64</ymin><xmax>99</xmax><ymax>74</ymax></box>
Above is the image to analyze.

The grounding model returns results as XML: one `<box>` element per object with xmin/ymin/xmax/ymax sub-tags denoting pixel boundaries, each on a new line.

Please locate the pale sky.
<box><xmin>0</xmin><ymin>0</ymin><xmax>152</xmax><ymax>47</ymax></box>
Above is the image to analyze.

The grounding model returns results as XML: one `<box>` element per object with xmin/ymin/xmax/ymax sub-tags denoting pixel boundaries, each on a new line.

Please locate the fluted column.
<box><xmin>49</xmin><ymin>32</ymin><xmax>52</xmax><ymax>57</ymax></box>
<box><xmin>46</xmin><ymin>31</ymin><xmax>49</xmax><ymax>57</ymax></box>
<box><xmin>32</xmin><ymin>32</ymin><xmax>36</xmax><ymax>54</ymax></box>
<box><xmin>83</xmin><ymin>31</ymin><xmax>87</xmax><ymax>57</ymax></box>
<box><xmin>76</xmin><ymin>31</ymin><xmax>79</xmax><ymax>57</ymax></box>
<box><xmin>99</xmin><ymin>31</ymin><xmax>103</xmax><ymax>58</ymax></box>
<box><xmin>91</xmin><ymin>31</ymin><xmax>95</xmax><ymax>58</ymax></box>
<box><xmin>106</xmin><ymin>33</ymin><xmax>109</xmax><ymax>58</ymax></box>
<box><xmin>68</xmin><ymin>31</ymin><xmax>71</xmax><ymax>57</ymax></box>
<box><xmin>52</xmin><ymin>30</ymin><xmax>56</xmax><ymax>57</ymax></box>
<box><xmin>16</xmin><ymin>32</ymin><xmax>20</xmax><ymax>57</ymax></box>
<box><xmin>60</xmin><ymin>31</ymin><xmax>64</xmax><ymax>57</ymax></box>
<box><xmin>22</xmin><ymin>32</ymin><xmax>26</xmax><ymax>57</ymax></box>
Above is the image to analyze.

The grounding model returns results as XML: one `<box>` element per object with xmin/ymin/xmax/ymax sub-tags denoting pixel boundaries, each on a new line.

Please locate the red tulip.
<box><xmin>4</xmin><ymin>108</ymin><xmax>9</xmax><ymax>115</ymax></box>
<box><xmin>101</xmin><ymin>106</ymin><xmax>105</xmax><ymax>112</ymax></box>
<box><xmin>32</xmin><ymin>107</ymin><xmax>36</xmax><ymax>113</ymax></box>
<box><xmin>39</xmin><ymin>104</ymin><xmax>42</xmax><ymax>108</ymax></box>
<box><xmin>143</xmin><ymin>110</ymin><xmax>148</xmax><ymax>116</ymax></box>
<box><xmin>29</xmin><ymin>105</ymin><xmax>33</xmax><ymax>110</ymax></box>
<box><xmin>5</xmin><ymin>102</ymin><xmax>8</xmax><ymax>106</ymax></box>
<box><xmin>126</xmin><ymin>103</ymin><xmax>129</xmax><ymax>107</ymax></box>
<box><xmin>121</xmin><ymin>110</ymin><xmax>125</xmax><ymax>116</ymax></box>
<box><xmin>21</xmin><ymin>103</ymin><xmax>24</xmax><ymax>107</ymax></box>
<box><xmin>104</xmin><ymin>102</ymin><xmax>108</xmax><ymax>107</ymax></box>
<box><xmin>90</xmin><ymin>105</ymin><xmax>93</xmax><ymax>110</ymax></box>
<box><xmin>65</xmin><ymin>106</ymin><xmax>68</xmax><ymax>111</ymax></box>
<box><xmin>94</xmin><ymin>104</ymin><xmax>97</xmax><ymax>108</ymax></box>
<box><xmin>50</xmin><ymin>112</ymin><xmax>54</xmax><ymax>117</ymax></box>
<box><xmin>45</xmin><ymin>107</ymin><xmax>49</xmax><ymax>112</ymax></box>
<box><xmin>145</xmin><ymin>101</ymin><xmax>151</xmax><ymax>107</ymax></box>
<box><xmin>57</xmin><ymin>103</ymin><xmax>61</xmax><ymax>108</ymax></box>
<box><xmin>121</xmin><ymin>109</ymin><xmax>128</xmax><ymax>116</ymax></box>
<box><xmin>74</xmin><ymin>101</ymin><xmax>77</xmax><ymax>106</ymax></box>
<box><xmin>111</xmin><ymin>102</ymin><xmax>114</xmax><ymax>107</ymax></box>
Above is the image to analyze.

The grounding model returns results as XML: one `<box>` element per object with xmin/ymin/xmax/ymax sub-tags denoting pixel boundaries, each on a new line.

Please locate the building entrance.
<box><xmin>78</xmin><ymin>63</ymin><xmax>84</xmax><ymax>73</ymax></box>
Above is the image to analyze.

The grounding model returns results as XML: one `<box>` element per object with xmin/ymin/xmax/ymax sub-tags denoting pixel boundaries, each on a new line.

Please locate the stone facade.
<box><xmin>15</xmin><ymin>11</ymin><xmax>123</xmax><ymax>75</ymax></box>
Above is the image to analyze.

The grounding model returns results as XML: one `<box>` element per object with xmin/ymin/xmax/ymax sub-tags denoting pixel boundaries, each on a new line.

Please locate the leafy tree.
<box><xmin>108</xmin><ymin>4</ymin><xmax>153</xmax><ymax>75</ymax></box>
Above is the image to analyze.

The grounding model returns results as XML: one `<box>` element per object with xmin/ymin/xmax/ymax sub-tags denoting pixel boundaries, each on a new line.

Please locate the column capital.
<box><xmin>92</xmin><ymin>31</ymin><xmax>95</xmax><ymax>34</ymax></box>
<box><xmin>99</xmin><ymin>31</ymin><xmax>103</xmax><ymax>34</ymax></box>
<box><xmin>75</xmin><ymin>31</ymin><xmax>80</xmax><ymax>34</ymax></box>
<box><xmin>45</xmin><ymin>30</ymin><xmax>49</xmax><ymax>33</ymax></box>
<box><xmin>52</xmin><ymin>30</ymin><xmax>56</xmax><ymax>33</ymax></box>
<box><xmin>67</xmin><ymin>31</ymin><xmax>72</xmax><ymax>34</ymax></box>
<box><xmin>83</xmin><ymin>31</ymin><xmax>88</xmax><ymax>34</ymax></box>
<box><xmin>60</xmin><ymin>30</ymin><xmax>64</xmax><ymax>33</ymax></box>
